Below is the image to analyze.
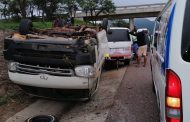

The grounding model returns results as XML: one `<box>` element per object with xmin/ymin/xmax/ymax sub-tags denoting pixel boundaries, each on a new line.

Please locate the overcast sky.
<box><xmin>113</xmin><ymin>0</ymin><xmax>168</xmax><ymax>6</ymax></box>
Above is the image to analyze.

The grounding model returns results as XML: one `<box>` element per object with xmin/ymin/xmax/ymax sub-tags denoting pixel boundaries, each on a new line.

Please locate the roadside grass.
<box><xmin>0</xmin><ymin>91</ymin><xmax>26</xmax><ymax>106</ymax></box>
<box><xmin>0</xmin><ymin>19</ymin><xmax>86</xmax><ymax>30</ymax></box>
<box><xmin>0</xmin><ymin>21</ymin><xmax>19</xmax><ymax>30</ymax></box>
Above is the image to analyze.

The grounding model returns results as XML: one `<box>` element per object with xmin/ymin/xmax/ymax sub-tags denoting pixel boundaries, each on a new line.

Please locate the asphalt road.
<box><xmin>106</xmin><ymin>58</ymin><xmax>160</xmax><ymax>122</ymax></box>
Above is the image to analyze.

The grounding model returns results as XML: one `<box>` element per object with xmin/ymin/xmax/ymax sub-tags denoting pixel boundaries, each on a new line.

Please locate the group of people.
<box><xmin>130</xmin><ymin>27</ymin><xmax>150</xmax><ymax>67</ymax></box>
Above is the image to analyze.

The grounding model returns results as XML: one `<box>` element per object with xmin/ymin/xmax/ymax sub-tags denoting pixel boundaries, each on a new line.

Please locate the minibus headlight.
<box><xmin>75</xmin><ymin>65</ymin><xmax>95</xmax><ymax>77</ymax></box>
<box><xmin>8</xmin><ymin>62</ymin><xmax>18</xmax><ymax>72</ymax></box>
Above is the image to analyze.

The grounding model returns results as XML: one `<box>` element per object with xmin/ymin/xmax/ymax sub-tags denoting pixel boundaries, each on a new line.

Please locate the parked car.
<box><xmin>151</xmin><ymin>0</ymin><xmax>189</xmax><ymax>121</ymax></box>
<box><xmin>3</xmin><ymin>19</ymin><xmax>108</xmax><ymax>100</ymax></box>
<box><xmin>105</xmin><ymin>27</ymin><xmax>133</xmax><ymax>68</ymax></box>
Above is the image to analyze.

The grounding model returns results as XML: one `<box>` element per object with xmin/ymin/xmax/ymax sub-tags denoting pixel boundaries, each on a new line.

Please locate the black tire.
<box><xmin>103</xmin><ymin>61</ymin><xmax>112</xmax><ymax>70</ymax></box>
<box><xmin>124</xmin><ymin>59</ymin><xmax>130</xmax><ymax>65</ymax></box>
<box><xmin>152</xmin><ymin>80</ymin><xmax>156</xmax><ymax>93</ymax></box>
<box><xmin>150</xmin><ymin>59</ymin><xmax>156</xmax><ymax>93</ymax></box>
<box><xmin>102</xmin><ymin>18</ymin><xmax>108</xmax><ymax>30</ymax></box>
<box><xmin>19</xmin><ymin>19</ymin><xmax>33</xmax><ymax>35</ymax></box>
<box><xmin>25</xmin><ymin>115</ymin><xmax>58</xmax><ymax>122</ymax></box>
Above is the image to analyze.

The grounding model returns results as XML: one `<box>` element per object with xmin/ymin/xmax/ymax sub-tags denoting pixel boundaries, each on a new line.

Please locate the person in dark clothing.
<box><xmin>130</xmin><ymin>29</ymin><xmax>148</xmax><ymax>67</ymax></box>
<box><xmin>136</xmin><ymin>30</ymin><xmax>147</xmax><ymax>67</ymax></box>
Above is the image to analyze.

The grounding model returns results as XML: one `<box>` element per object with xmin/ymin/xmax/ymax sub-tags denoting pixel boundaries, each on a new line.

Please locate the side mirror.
<box><xmin>102</xmin><ymin>18</ymin><xmax>108</xmax><ymax>30</ymax></box>
<box><xmin>107</xmin><ymin>29</ymin><xmax>112</xmax><ymax>34</ymax></box>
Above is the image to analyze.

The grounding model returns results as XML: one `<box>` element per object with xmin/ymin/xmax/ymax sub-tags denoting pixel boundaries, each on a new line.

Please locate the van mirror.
<box><xmin>107</xmin><ymin>29</ymin><xmax>112</xmax><ymax>34</ymax></box>
<box><xmin>102</xmin><ymin>18</ymin><xmax>108</xmax><ymax>30</ymax></box>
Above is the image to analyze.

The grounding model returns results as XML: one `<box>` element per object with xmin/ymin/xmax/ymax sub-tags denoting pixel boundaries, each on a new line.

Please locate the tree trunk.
<box><xmin>18</xmin><ymin>0</ymin><xmax>27</xmax><ymax>18</ymax></box>
<box><xmin>3</xmin><ymin>4</ymin><xmax>7</xmax><ymax>19</ymax></box>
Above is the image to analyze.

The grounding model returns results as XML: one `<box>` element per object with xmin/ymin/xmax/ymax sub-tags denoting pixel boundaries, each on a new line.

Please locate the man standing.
<box><xmin>136</xmin><ymin>30</ymin><xmax>148</xmax><ymax>67</ymax></box>
<box><xmin>130</xmin><ymin>27</ymin><xmax>148</xmax><ymax>67</ymax></box>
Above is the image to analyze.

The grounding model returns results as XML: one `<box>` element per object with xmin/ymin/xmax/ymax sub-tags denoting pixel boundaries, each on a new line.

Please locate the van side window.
<box><xmin>182</xmin><ymin>0</ymin><xmax>190</xmax><ymax>62</ymax></box>
<box><xmin>154</xmin><ymin>4</ymin><xmax>172</xmax><ymax>58</ymax></box>
<box><xmin>154</xmin><ymin>20</ymin><xmax>160</xmax><ymax>49</ymax></box>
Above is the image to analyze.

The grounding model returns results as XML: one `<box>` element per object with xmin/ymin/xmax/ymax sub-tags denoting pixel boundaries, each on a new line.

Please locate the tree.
<box><xmin>33</xmin><ymin>0</ymin><xmax>61</xmax><ymax>20</ymax></box>
<box><xmin>0</xmin><ymin>0</ymin><xmax>31</xmax><ymax>19</ymax></box>
<box><xmin>95</xmin><ymin>0</ymin><xmax>115</xmax><ymax>17</ymax></box>
<box><xmin>0</xmin><ymin>0</ymin><xmax>10</xmax><ymax>19</ymax></box>
<box><xmin>63</xmin><ymin>0</ymin><xmax>78</xmax><ymax>17</ymax></box>
<box><xmin>78</xmin><ymin>0</ymin><xmax>115</xmax><ymax>17</ymax></box>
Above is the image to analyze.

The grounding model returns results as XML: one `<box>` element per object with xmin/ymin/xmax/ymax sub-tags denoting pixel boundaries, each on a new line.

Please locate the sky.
<box><xmin>113</xmin><ymin>0</ymin><xmax>168</xmax><ymax>6</ymax></box>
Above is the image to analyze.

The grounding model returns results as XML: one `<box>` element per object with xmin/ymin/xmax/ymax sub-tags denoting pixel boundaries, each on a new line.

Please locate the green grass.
<box><xmin>0</xmin><ymin>20</ymin><xmax>52</xmax><ymax>30</ymax></box>
<box><xmin>0</xmin><ymin>19</ymin><xmax>86</xmax><ymax>30</ymax></box>
<box><xmin>0</xmin><ymin>91</ymin><xmax>26</xmax><ymax>106</ymax></box>
<box><xmin>0</xmin><ymin>21</ymin><xmax>19</xmax><ymax>30</ymax></box>
<box><xmin>32</xmin><ymin>21</ymin><xmax>52</xmax><ymax>29</ymax></box>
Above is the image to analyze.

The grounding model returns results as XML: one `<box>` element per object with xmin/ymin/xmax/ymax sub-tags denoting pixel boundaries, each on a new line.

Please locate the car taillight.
<box><xmin>166</xmin><ymin>69</ymin><xmax>182</xmax><ymax>122</ymax></box>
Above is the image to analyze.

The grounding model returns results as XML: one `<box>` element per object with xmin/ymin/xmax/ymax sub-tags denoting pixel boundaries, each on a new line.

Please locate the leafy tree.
<box><xmin>63</xmin><ymin>0</ymin><xmax>78</xmax><ymax>17</ymax></box>
<box><xmin>33</xmin><ymin>0</ymin><xmax>61</xmax><ymax>20</ymax></box>
<box><xmin>96</xmin><ymin>0</ymin><xmax>115</xmax><ymax>17</ymax></box>
<box><xmin>78</xmin><ymin>0</ymin><xmax>115</xmax><ymax>17</ymax></box>
<box><xmin>0</xmin><ymin>0</ymin><xmax>10</xmax><ymax>19</ymax></box>
<box><xmin>0</xmin><ymin>0</ymin><xmax>31</xmax><ymax>19</ymax></box>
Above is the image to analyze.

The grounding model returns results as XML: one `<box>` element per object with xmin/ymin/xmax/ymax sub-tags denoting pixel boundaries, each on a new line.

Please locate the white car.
<box><xmin>151</xmin><ymin>0</ymin><xmax>190</xmax><ymax>121</ymax></box>
<box><xmin>105</xmin><ymin>27</ymin><xmax>133</xmax><ymax>66</ymax></box>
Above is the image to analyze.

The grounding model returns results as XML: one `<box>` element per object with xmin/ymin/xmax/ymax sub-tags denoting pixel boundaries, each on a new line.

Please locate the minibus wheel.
<box><xmin>19</xmin><ymin>19</ymin><xmax>33</xmax><ymax>35</ymax></box>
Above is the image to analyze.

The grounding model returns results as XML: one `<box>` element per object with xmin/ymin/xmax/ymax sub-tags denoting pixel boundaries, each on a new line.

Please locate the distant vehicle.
<box><xmin>105</xmin><ymin>27</ymin><xmax>133</xmax><ymax>68</ymax></box>
<box><xmin>151</xmin><ymin>0</ymin><xmax>190</xmax><ymax>121</ymax></box>
<box><xmin>3</xmin><ymin>19</ymin><xmax>108</xmax><ymax>100</ymax></box>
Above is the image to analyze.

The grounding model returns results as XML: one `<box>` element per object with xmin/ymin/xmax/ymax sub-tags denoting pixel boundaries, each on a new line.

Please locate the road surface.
<box><xmin>106</xmin><ymin>58</ymin><xmax>160</xmax><ymax>122</ymax></box>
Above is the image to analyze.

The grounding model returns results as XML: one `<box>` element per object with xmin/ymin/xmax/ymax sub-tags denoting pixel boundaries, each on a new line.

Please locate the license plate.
<box><xmin>110</xmin><ymin>48</ymin><xmax>128</xmax><ymax>54</ymax></box>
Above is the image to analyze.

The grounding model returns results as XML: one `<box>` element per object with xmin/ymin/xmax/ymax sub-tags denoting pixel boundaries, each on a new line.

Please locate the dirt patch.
<box><xmin>0</xmin><ymin>30</ymin><xmax>35</xmax><ymax>122</ymax></box>
<box><xmin>0</xmin><ymin>83</ymin><xmax>36</xmax><ymax>122</ymax></box>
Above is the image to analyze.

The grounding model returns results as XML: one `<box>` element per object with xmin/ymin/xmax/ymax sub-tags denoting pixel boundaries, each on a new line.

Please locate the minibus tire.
<box><xmin>19</xmin><ymin>19</ymin><xmax>33</xmax><ymax>35</ymax></box>
<box><xmin>25</xmin><ymin>115</ymin><xmax>58</xmax><ymax>122</ymax></box>
<box><xmin>152</xmin><ymin>81</ymin><xmax>156</xmax><ymax>93</ymax></box>
<box><xmin>150</xmin><ymin>59</ymin><xmax>156</xmax><ymax>93</ymax></box>
<box><xmin>124</xmin><ymin>59</ymin><xmax>130</xmax><ymax>65</ymax></box>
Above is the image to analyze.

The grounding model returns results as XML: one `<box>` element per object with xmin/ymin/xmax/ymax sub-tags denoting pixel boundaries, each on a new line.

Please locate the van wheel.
<box><xmin>86</xmin><ymin>91</ymin><xmax>92</xmax><ymax>102</ymax></box>
<box><xmin>25</xmin><ymin>115</ymin><xmax>58</xmax><ymax>122</ymax></box>
<box><xmin>150</xmin><ymin>59</ymin><xmax>155</xmax><ymax>93</ymax></box>
<box><xmin>152</xmin><ymin>81</ymin><xmax>156</xmax><ymax>93</ymax></box>
<box><xmin>19</xmin><ymin>19</ymin><xmax>33</xmax><ymax>35</ymax></box>
<box><xmin>124</xmin><ymin>59</ymin><xmax>130</xmax><ymax>65</ymax></box>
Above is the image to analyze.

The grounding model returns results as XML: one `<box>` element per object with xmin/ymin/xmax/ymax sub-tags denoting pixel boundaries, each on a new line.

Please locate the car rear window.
<box><xmin>107</xmin><ymin>29</ymin><xmax>131</xmax><ymax>42</ymax></box>
<box><xmin>182</xmin><ymin>0</ymin><xmax>190</xmax><ymax>62</ymax></box>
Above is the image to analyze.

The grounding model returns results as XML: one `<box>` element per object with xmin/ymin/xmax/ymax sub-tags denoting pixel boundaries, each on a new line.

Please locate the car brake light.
<box><xmin>165</xmin><ymin>69</ymin><xmax>182</xmax><ymax>122</ymax></box>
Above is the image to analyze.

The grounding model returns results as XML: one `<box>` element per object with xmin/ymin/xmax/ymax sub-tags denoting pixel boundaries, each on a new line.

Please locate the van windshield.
<box><xmin>107</xmin><ymin>29</ymin><xmax>131</xmax><ymax>42</ymax></box>
<box><xmin>182</xmin><ymin>0</ymin><xmax>190</xmax><ymax>62</ymax></box>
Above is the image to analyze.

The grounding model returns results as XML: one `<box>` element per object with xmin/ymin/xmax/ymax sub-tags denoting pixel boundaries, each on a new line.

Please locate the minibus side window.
<box><xmin>154</xmin><ymin>20</ymin><xmax>160</xmax><ymax>49</ymax></box>
<box><xmin>182</xmin><ymin>0</ymin><xmax>190</xmax><ymax>62</ymax></box>
<box><xmin>154</xmin><ymin>5</ymin><xmax>171</xmax><ymax>58</ymax></box>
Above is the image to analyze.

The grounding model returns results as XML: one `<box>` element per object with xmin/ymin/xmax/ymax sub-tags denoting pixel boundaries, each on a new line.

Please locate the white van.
<box><xmin>105</xmin><ymin>27</ymin><xmax>132</xmax><ymax>66</ymax></box>
<box><xmin>4</xmin><ymin>20</ymin><xmax>108</xmax><ymax>100</ymax></box>
<box><xmin>151</xmin><ymin>0</ymin><xmax>190</xmax><ymax>121</ymax></box>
